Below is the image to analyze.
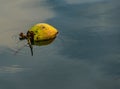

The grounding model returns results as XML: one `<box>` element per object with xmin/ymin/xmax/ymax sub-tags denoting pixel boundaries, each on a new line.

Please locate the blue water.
<box><xmin>0</xmin><ymin>0</ymin><xmax>120</xmax><ymax>89</ymax></box>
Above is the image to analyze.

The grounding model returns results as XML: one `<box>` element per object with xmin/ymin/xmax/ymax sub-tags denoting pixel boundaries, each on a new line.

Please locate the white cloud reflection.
<box><xmin>0</xmin><ymin>0</ymin><xmax>55</xmax><ymax>49</ymax></box>
<box><xmin>0</xmin><ymin>65</ymin><xmax>26</xmax><ymax>73</ymax></box>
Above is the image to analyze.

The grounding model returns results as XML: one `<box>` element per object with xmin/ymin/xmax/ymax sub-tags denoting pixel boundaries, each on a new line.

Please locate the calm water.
<box><xmin>0</xmin><ymin>0</ymin><xmax>120</xmax><ymax>89</ymax></box>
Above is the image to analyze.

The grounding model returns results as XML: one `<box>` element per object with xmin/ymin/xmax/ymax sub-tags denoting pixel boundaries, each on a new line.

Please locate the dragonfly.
<box><xmin>18</xmin><ymin>23</ymin><xmax>58</xmax><ymax>56</ymax></box>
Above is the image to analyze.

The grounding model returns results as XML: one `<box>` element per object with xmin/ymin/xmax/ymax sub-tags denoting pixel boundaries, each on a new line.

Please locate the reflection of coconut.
<box><xmin>32</xmin><ymin>38</ymin><xmax>56</xmax><ymax>46</ymax></box>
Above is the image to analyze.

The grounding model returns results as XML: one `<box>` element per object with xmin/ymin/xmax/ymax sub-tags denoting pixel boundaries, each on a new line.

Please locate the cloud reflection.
<box><xmin>0</xmin><ymin>65</ymin><xmax>26</xmax><ymax>73</ymax></box>
<box><xmin>0</xmin><ymin>0</ymin><xmax>55</xmax><ymax>49</ymax></box>
<box><xmin>0</xmin><ymin>0</ymin><xmax>120</xmax><ymax>89</ymax></box>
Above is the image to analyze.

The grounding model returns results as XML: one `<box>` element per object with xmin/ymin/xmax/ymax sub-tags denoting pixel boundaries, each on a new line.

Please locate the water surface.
<box><xmin>0</xmin><ymin>0</ymin><xmax>120</xmax><ymax>89</ymax></box>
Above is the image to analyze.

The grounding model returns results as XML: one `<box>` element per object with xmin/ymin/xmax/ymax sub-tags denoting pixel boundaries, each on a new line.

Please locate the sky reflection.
<box><xmin>0</xmin><ymin>0</ymin><xmax>55</xmax><ymax>48</ymax></box>
<box><xmin>0</xmin><ymin>0</ymin><xmax>120</xmax><ymax>89</ymax></box>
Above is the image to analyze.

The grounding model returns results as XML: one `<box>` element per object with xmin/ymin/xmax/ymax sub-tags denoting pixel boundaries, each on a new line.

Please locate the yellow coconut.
<box><xmin>18</xmin><ymin>23</ymin><xmax>58</xmax><ymax>55</ymax></box>
<box><xmin>28</xmin><ymin>23</ymin><xmax>58</xmax><ymax>42</ymax></box>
